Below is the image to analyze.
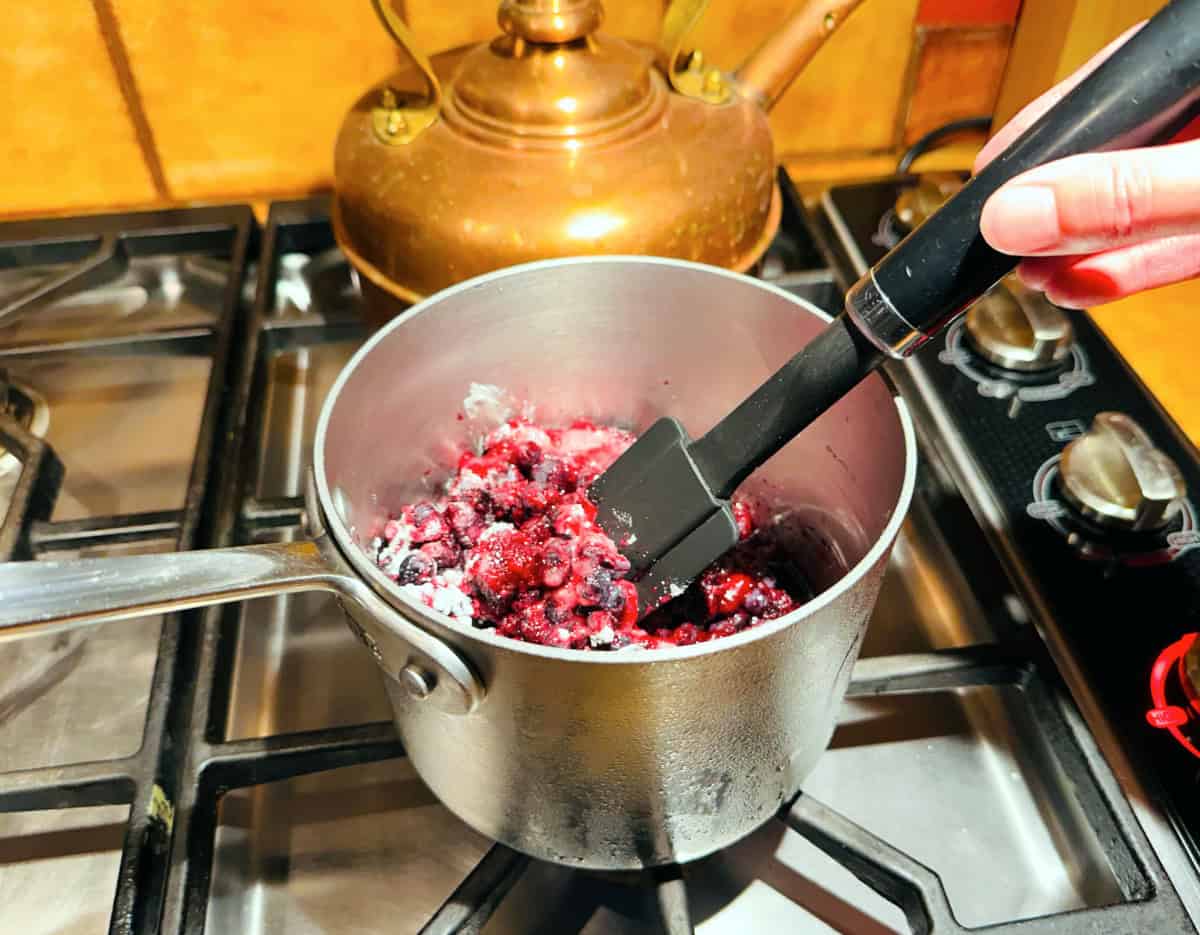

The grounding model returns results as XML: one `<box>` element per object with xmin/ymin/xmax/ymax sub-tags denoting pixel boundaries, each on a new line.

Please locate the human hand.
<box><xmin>976</xmin><ymin>22</ymin><xmax>1200</xmax><ymax>309</ymax></box>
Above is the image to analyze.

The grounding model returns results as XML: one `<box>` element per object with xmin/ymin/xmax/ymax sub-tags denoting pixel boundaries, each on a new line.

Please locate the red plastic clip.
<box><xmin>1146</xmin><ymin>633</ymin><xmax>1200</xmax><ymax>759</ymax></box>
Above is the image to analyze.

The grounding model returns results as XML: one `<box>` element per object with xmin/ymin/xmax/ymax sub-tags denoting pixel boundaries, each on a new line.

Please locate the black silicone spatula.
<box><xmin>589</xmin><ymin>0</ymin><xmax>1200</xmax><ymax>618</ymax></box>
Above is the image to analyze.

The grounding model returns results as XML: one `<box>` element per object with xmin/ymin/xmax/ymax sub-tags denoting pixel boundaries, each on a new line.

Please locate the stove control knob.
<box><xmin>964</xmin><ymin>277</ymin><xmax>1073</xmax><ymax>372</ymax></box>
<box><xmin>1059</xmin><ymin>412</ymin><xmax>1186</xmax><ymax>532</ymax></box>
<box><xmin>894</xmin><ymin>173</ymin><xmax>963</xmax><ymax>231</ymax></box>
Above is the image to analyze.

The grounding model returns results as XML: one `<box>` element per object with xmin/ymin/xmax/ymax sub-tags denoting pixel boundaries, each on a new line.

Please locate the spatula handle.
<box><xmin>846</xmin><ymin>0</ymin><xmax>1200</xmax><ymax>358</ymax></box>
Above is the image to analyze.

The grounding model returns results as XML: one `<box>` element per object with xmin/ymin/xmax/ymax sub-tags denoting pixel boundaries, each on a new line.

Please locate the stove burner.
<box><xmin>892</xmin><ymin>172</ymin><xmax>964</xmax><ymax>233</ymax></box>
<box><xmin>0</xmin><ymin>370</ymin><xmax>56</xmax><ymax>560</ymax></box>
<box><xmin>273</xmin><ymin>247</ymin><xmax>360</xmax><ymax>317</ymax></box>
<box><xmin>0</xmin><ymin>374</ymin><xmax>50</xmax><ymax>480</ymax></box>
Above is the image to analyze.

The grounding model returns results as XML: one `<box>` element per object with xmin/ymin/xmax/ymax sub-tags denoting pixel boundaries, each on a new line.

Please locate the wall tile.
<box><xmin>0</xmin><ymin>2</ymin><xmax>155</xmax><ymax>217</ymax></box>
<box><xmin>902</xmin><ymin>26</ymin><xmax>1011</xmax><ymax>145</ymax></box>
<box><xmin>688</xmin><ymin>0</ymin><xmax>922</xmax><ymax>157</ymax></box>
<box><xmin>112</xmin><ymin>0</ymin><xmax>403</xmax><ymax>202</ymax></box>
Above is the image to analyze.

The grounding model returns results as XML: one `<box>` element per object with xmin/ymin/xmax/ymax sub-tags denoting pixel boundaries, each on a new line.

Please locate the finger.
<box><xmin>973</xmin><ymin>21</ymin><xmax>1146</xmax><ymax>173</ymax></box>
<box><xmin>1016</xmin><ymin>233</ymin><xmax>1200</xmax><ymax>308</ymax></box>
<box><xmin>978</xmin><ymin>139</ymin><xmax>1200</xmax><ymax>257</ymax></box>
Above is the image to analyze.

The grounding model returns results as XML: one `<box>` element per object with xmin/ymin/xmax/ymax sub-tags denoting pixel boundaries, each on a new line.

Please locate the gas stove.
<box><xmin>1</xmin><ymin>171</ymin><xmax>1198</xmax><ymax>934</ymax></box>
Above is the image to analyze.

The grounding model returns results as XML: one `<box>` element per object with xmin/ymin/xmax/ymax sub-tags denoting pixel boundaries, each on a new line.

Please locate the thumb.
<box><xmin>979</xmin><ymin>139</ymin><xmax>1200</xmax><ymax>256</ymax></box>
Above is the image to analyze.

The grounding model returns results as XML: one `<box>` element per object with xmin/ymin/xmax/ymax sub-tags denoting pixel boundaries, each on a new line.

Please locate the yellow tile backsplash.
<box><xmin>1</xmin><ymin>0</ymin><xmax>1015</xmax><ymax>216</ymax></box>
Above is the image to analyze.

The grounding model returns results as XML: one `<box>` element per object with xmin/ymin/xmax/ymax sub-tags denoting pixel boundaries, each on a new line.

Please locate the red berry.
<box><xmin>732</xmin><ymin>500</ymin><xmax>755</xmax><ymax>540</ymax></box>
<box><xmin>616</xmin><ymin>580</ymin><xmax>639</xmax><ymax>628</ymax></box>
<box><xmin>704</xmin><ymin>572</ymin><xmax>754</xmax><ymax>617</ymax></box>
<box><xmin>672</xmin><ymin>623</ymin><xmax>699</xmax><ymax>646</ymax></box>
<box><xmin>407</xmin><ymin>502</ymin><xmax>446</xmax><ymax>543</ymax></box>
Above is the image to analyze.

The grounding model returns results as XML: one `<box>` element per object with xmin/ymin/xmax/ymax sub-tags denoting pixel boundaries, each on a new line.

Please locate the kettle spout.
<box><xmin>735</xmin><ymin>0</ymin><xmax>868</xmax><ymax>112</ymax></box>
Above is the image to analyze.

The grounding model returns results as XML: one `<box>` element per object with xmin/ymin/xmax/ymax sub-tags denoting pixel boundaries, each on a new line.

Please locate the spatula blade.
<box><xmin>589</xmin><ymin>416</ymin><xmax>735</xmax><ymax>618</ymax></box>
<box><xmin>630</xmin><ymin>507</ymin><xmax>739</xmax><ymax>615</ymax></box>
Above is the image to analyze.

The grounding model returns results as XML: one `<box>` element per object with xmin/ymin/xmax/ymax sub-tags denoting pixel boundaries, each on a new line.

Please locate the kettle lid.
<box><xmin>447</xmin><ymin>0</ymin><xmax>660</xmax><ymax>147</ymax></box>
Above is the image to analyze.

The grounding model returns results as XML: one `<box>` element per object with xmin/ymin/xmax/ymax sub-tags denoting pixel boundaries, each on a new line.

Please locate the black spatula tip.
<box><xmin>628</xmin><ymin>505</ymin><xmax>740</xmax><ymax>620</ymax></box>
<box><xmin>588</xmin><ymin>416</ymin><xmax>727</xmax><ymax>579</ymax></box>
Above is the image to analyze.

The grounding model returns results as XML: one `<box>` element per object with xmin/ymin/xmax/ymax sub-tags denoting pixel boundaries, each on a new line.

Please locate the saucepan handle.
<box><xmin>0</xmin><ymin>540</ymin><xmax>338</xmax><ymax>637</ymax></box>
<box><xmin>0</xmin><ymin>539</ymin><xmax>484</xmax><ymax>714</ymax></box>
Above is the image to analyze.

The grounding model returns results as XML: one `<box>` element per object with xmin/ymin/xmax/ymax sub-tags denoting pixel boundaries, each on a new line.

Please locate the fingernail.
<box><xmin>983</xmin><ymin>185</ymin><xmax>1060</xmax><ymax>252</ymax></box>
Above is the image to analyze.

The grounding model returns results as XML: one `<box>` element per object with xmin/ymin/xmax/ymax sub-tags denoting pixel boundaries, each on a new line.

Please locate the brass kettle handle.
<box><xmin>736</xmin><ymin>0</ymin><xmax>867</xmax><ymax>111</ymax></box>
<box><xmin>660</xmin><ymin>0</ymin><xmax>731</xmax><ymax>104</ymax></box>
<box><xmin>661</xmin><ymin>0</ymin><xmax>868</xmax><ymax>112</ymax></box>
<box><xmin>369</xmin><ymin>0</ymin><xmax>442</xmax><ymax>145</ymax></box>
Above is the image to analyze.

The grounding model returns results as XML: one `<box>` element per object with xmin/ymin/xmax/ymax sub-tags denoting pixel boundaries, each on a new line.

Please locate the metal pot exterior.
<box><xmin>314</xmin><ymin>256</ymin><xmax>916</xmax><ymax>869</ymax></box>
<box><xmin>383</xmin><ymin>543</ymin><xmax>891</xmax><ymax>867</ymax></box>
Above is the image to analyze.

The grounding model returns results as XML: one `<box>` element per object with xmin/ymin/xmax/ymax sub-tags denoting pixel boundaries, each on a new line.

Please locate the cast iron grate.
<box><xmin>0</xmin><ymin>183</ymin><xmax>1192</xmax><ymax>934</ymax></box>
<box><xmin>0</xmin><ymin>205</ymin><xmax>256</xmax><ymax>934</ymax></box>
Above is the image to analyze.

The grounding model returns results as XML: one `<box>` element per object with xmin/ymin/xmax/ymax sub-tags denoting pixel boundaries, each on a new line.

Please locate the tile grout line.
<box><xmin>90</xmin><ymin>0</ymin><xmax>172</xmax><ymax>201</ymax></box>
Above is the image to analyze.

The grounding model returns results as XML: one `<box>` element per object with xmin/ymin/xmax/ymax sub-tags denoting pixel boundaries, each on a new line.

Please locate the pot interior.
<box><xmin>316</xmin><ymin>256</ymin><xmax>912</xmax><ymax>644</ymax></box>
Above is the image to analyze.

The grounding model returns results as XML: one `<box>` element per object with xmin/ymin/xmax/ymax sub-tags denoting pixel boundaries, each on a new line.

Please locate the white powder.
<box><xmin>589</xmin><ymin>625</ymin><xmax>615</xmax><ymax>648</ymax></box>
<box><xmin>478</xmin><ymin>521</ymin><xmax>514</xmax><ymax>542</ymax></box>
<box><xmin>378</xmin><ymin>521</ymin><xmax>415</xmax><ymax>577</ymax></box>
<box><xmin>462</xmin><ymin>382</ymin><xmax>513</xmax><ymax>424</ymax></box>
<box><xmin>401</xmin><ymin>580</ymin><xmax>474</xmax><ymax>625</ymax></box>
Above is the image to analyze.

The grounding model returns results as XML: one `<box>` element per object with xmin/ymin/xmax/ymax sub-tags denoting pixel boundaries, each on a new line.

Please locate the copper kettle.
<box><xmin>332</xmin><ymin>0</ymin><xmax>866</xmax><ymax>322</ymax></box>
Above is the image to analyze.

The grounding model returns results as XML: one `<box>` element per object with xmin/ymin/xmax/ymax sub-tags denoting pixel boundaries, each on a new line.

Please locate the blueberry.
<box><xmin>420</xmin><ymin>540</ymin><xmax>461</xmax><ymax>570</ymax></box>
<box><xmin>578</xmin><ymin>568</ymin><xmax>611</xmax><ymax>605</ymax></box>
<box><xmin>396</xmin><ymin>552</ymin><xmax>433</xmax><ymax>585</ymax></box>
<box><xmin>598</xmin><ymin>581</ymin><xmax>626</xmax><ymax>614</ymax></box>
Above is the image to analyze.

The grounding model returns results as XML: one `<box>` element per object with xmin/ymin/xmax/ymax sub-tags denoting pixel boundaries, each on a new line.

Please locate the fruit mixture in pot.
<box><xmin>370</xmin><ymin>415</ymin><xmax>808</xmax><ymax>650</ymax></box>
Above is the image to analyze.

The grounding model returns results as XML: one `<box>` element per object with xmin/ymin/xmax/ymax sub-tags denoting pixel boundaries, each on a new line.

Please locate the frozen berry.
<box><xmin>578</xmin><ymin>568</ymin><xmax>614</xmax><ymax>606</ymax></box>
<box><xmin>551</xmin><ymin>502</ymin><xmax>590</xmax><ymax>537</ymax></box>
<box><xmin>545</xmin><ymin>585</ymin><xmax>578</xmax><ymax>624</ymax></box>
<box><xmin>743</xmin><ymin>587</ymin><xmax>768</xmax><ymax>616</ymax></box>
<box><xmin>672</xmin><ymin>623</ymin><xmax>699</xmax><ymax>646</ymax></box>
<box><xmin>704</xmin><ymin>572</ymin><xmax>754</xmax><ymax>617</ymax></box>
<box><xmin>727</xmin><ymin>611</ymin><xmax>751</xmax><ymax>630</ymax></box>
<box><xmin>732</xmin><ymin>500</ymin><xmax>755</xmax><ymax>540</ymax></box>
<box><xmin>395</xmin><ymin>552</ymin><xmax>434</xmax><ymax>585</ymax></box>
<box><xmin>408</xmin><ymin>502</ymin><xmax>447</xmax><ymax>543</ymax></box>
<box><xmin>446</xmin><ymin>500</ymin><xmax>479</xmax><ymax>536</ymax></box>
<box><xmin>616</xmin><ymin>580</ymin><xmax>639</xmax><ymax>627</ymax></box>
<box><xmin>419</xmin><ymin>540</ymin><xmax>461</xmax><ymax>570</ymax></box>
<box><xmin>540</xmin><ymin>538</ymin><xmax>572</xmax><ymax>589</ymax></box>
<box><xmin>517</xmin><ymin>605</ymin><xmax>553</xmax><ymax>644</ymax></box>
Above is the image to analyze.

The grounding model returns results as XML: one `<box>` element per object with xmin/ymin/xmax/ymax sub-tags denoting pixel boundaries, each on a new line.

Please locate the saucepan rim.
<box><xmin>314</xmin><ymin>255</ymin><xmax>917</xmax><ymax>665</ymax></box>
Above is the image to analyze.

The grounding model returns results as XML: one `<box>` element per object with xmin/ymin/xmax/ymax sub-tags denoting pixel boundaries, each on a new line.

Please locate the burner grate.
<box><xmin>0</xmin><ymin>205</ymin><xmax>256</xmax><ymax>935</ymax></box>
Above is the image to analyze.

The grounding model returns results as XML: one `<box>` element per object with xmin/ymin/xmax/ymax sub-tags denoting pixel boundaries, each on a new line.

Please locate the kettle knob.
<box><xmin>499</xmin><ymin>0</ymin><xmax>604</xmax><ymax>43</ymax></box>
<box><xmin>1059</xmin><ymin>412</ymin><xmax>1187</xmax><ymax>533</ymax></box>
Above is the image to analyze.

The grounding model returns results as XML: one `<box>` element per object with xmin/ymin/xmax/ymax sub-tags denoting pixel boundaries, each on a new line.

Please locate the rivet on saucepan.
<box><xmin>400</xmin><ymin>663</ymin><xmax>436</xmax><ymax>700</ymax></box>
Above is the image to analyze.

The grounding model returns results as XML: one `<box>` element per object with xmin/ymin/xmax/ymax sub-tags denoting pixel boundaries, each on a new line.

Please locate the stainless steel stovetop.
<box><xmin>0</xmin><ymin>180</ymin><xmax>1197</xmax><ymax>934</ymax></box>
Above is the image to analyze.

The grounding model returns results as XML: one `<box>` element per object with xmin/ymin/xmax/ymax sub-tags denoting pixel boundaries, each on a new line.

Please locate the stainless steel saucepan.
<box><xmin>0</xmin><ymin>256</ymin><xmax>915</xmax><ymax>869</ymax></box>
